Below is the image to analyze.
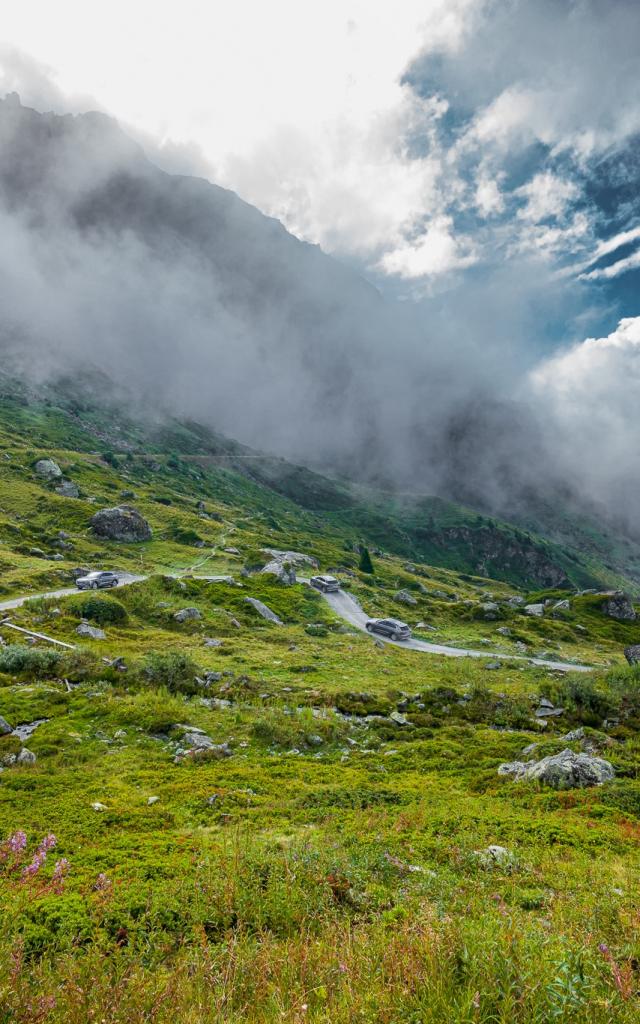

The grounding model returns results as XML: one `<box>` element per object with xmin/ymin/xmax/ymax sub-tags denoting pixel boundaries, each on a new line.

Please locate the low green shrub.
<box><xmin>142</xmin><ymin>652</ymin><xmax>199</xmax><ymax>693</ymax></box>
<box><xmin>0</xmin><ymin>644</ymin><xmax>61</xmax><ymax>678</ymax></box>
<box><xmin>68</xmin><ymin>595</ymin><xmax>128</xmax><ymax>625</ymax></box>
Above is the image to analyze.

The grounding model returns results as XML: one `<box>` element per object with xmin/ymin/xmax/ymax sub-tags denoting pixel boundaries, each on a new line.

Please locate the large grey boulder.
<box><xmin>394</xmin><ymin>589</ymin><xmax>417</xmax><ymax>606</ymax></box>
<box><xmin>244</xmin><ymin>597</ymin><xmax>283</xmax><ymax>625</ymax></box>
<box><xmin>261</xmin><ymin>548</ymin><xmax>318</xmax><ymax>569</ymax></box>
<box><xmin>260</xmin><ymin>559</ymin><xmax>296</xmax><ymax>585</ymax></box>
<box><xmin>174</xmin><ymin>607</ymin><xmax>202</xmax><ymax>623</ymax></box>
<box><xmin>602</xmin><ymin>591</ymin><xmax>636</xmax><ymax>622</ymax></box>
<box><xmin>498</xmin><ymin>748</ymin><xmax>614</xmax><ymax>789</ymax></box>
<box><xmin>34</xmin><ymin>458</ymin><xmax>62</xmax><ymax>480</ymax></box>
<box><xmin>0</xmin><ymin>716</ymin><xmax>13</xmax><ymax>735</ymax></box>
<box><xmin>91</xmin><ymin>505</ymin><xmax>152</xmax><ymax>542</ymax></box>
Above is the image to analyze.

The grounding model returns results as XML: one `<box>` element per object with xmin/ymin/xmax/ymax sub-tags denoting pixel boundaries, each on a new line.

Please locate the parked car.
<box><xmin>365</xmin><ymin>617</ymin><xmax>412</xmax><ymax>641</ymax></box>
<box><xmin>310</xmin><ymin>574</ymin><xmax>340</xmax><ymax>593</ymax></box>
<box><xmin>76</xmin><ymin>571</ymin><xmax>120</xmax><ymax>591</ymax></box>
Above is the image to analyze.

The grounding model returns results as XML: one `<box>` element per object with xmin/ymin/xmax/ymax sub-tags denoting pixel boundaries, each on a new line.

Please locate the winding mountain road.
<box><xmin>0</xmin><ymin>572</ymin><xmax>592</xmax><ymax>673</ymax></box>
<box><xmin>312</xmin><ymin>584</ymin><xmax>592</xmax><ymax>673</ymax></box>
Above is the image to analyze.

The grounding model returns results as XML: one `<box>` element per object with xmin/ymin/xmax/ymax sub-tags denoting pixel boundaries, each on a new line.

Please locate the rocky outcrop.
<box><xmin>261</xmin><ymin>548</ymin><xmax>318</xmax><ymax>568</ymax></box>
<box><xmin>394</xmin><ymin>589</ymin><xmax>417</xmax><ymax>606</ymax></box>
<box><xmin>601</xmin><ymin>591</ymin><xmax>636</xmax><ymax>622</ymax></box>
<box><xmin>498</xmin><ymin>748</ymin><xmax>614</xmax><ymax>789</ymax></box>
<box><xmin>91</xmin><ymin>505</ymin><xmax>152</xmax><ymax>542</ymax></box>
<box><xmin>420</xmin><ymin>525</ymin><xmax>569</xmax><ymax>588</ymax></box>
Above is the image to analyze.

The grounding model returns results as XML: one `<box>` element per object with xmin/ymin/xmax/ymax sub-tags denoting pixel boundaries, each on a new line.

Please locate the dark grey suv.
<box><xmin>76</xmin><ymin>571</ymin><xmax>120</xmax><ymax>591</ymax></box>
<box><xmin>365</xmin><ymin>617</ymin><xmax>411</xmax><ymax>641</ymax></box>
<box><xmin>310</xmin><ymin>574</ymin><xmax>340</xmax><ymax>593</ymax></box>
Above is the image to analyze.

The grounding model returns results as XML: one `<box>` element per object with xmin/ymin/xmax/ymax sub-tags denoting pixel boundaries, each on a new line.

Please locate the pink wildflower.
<box><xmin>93</xmin><ymin>872</ymin><xmax>112</xmax><ymax>891</ymax></box>
<box><xmin>0</xmin><ymin>830</ymin><xmax>28</xmax><ymax>862</ymax></box>
<box><xmin>21</xmin><ymin>852</ymin><xmax>46</xmax><ymax>880</ymax></box>
<box><xmin>37</xmin><ymin>833</ymin><xmax>57</xmax><ymax>855</ymax></box>
<box><xmin>52</xmin><ymin>858</ymin><xmax>70</xmax><ymax>881</ymax></box>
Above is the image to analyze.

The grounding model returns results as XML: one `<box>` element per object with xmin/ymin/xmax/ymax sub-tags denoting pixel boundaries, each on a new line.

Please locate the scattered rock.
<box><xmin>76</xmin><ymin>622</ymin><xmax>106</xmax><ymax>640</ymax></box>
<box><xmin>91</xmin><ymin>505</ymin><xmax>152</xmax><ymax>543</ymax></box>
<box><xmin>394</xmin><ymin>589</ymin><xmax>418</xmax><ymax>607</ymax></box>
<box><xmin>524</xmin><ymin>604</ymin><xmax>545</xmax><ymax>617</ymax></box>
<box><xmin>224</xmin><ymin>547</ymin><xmax>240</xmax><ymax>555</ymax></box>
<box><xmin>204</xmin><ymin>638</ymin><xmax>222</xmax><ymax>648</ymax></box>
<box><xmin>306</xmin><ymin>734</ymin><xmax>324</xmax><ymax>747</ymax></box>
<box><xmin>173</xmin><ymin>607</ymin><xmax>202</xmax><ymax>623</ymax></box>
<box><xmin>34</xmin><ymin>458</ymin><xmax>62</xmax><ymax>479</ymax></box>
<box><xmin>389</xmin><ymin>711</ymin><xmax>410</xmax><ymax>726</ymax></box>
<box><xmin>0</xmin><ymin>716</ymin><xmax>12</xmax><ymax>735</ymax></box>
<box><xmin>16</xmin><ymin>748</ymin><xmax>36</xmax><ymax>764</ymax></box>
<box><xmin>484</xmin><ymin>661</ymin><xmax>502</xmax><ymax>670</ymax></box>
<box><xmin>91</xmin><ymin>802</ymin><xmax>108</xmax><ymax>811</ymax></box>
<box><xmin>496</xmin><ymin>626</ymin><xmax>511</xmax><ymax>636</ymax></box>
<box><xmin>481</xmin><ymin>601</ymin><xmax>500</xmax><ymax>619</ymax></box>
<box><xmin>553</xmin><ymin>599</ymin><xmax>571</xmax><ymax>611</ymax></box>
<box><xmin>147</xmin><ymin>796</ymin><xmax>160</xmax><ymax>806</ymax></box>
<box><xmin>624</xmin><ymin>644</ymin><xmax>640</xmax><ymax>666</ymax></box>
<box><xmin>55</xmin><ymin>480</ymin><xmax>80</xmax><ymax>498</ymax></box>
<box><xmin>507</xmin><ymin>596</ymin><xmax>525</xmax><ymax>607</ymax></box>
<box><xmin>498</xmin><ymin>748</ymin><xmax>614</xmax><ymax>788</ymax></box>
<box><xmin>534</xmin><ymin>705</ymin><xmax>564</xmax><ymax>718</ymax></box>
<box><xmin>244</xmin><ymin>597</ymin><xmax>283</xmax><ymax>625</ymax></box>
<box><xmin>563</xmin><ymin>727</ymin><xmax>585</xmax><ymax>742</ymax></box>
<box><xmin>602</xmin><ymin>591</ymin><xmax>636</xmax><ymax>622</ymax></box>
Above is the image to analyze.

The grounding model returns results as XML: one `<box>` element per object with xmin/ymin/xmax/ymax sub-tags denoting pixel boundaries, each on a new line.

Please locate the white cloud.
<box><xmin>533</xmin><ymin>316</ymin><xmax>640</xmax><ymax>399</ymax></box>
<box><xmin>531</xmin><ymin>317</ymin><xmax>640</xmax><ymax>508</ymax></box>
<box><xmin>1</xmin><ymin>0</ymin><xmax>639</xmax><ymax>289</ymax></box>
<box><xmin>474</xmin><ymin>175</ymin><xmax>504</xmax><ymax>217</ymax></box>
<box><xmin>581</xmin><ymin>247</ymin><xmax>640</xmax><ymax>281</ymax></box>
<box><xmin>378</xmin><ymin>215</ymin><xmax>476</xmax><ymax>278</ymax></box>
<box><xmin>516</xmin><ymin>173</ymin><xmax>580</xmax><ymax>224</ymax></box>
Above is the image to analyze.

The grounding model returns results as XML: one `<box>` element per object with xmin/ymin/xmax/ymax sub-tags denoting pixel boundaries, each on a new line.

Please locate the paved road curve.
<box><xmin>314</xmin><ymin>584</ymin><xmax>593</xmax><ymax>673</ymax></box>
<box><xmin>0</xmin><ymin>572</ymin><xmax>592</xmax><ymax>673</ymax></box>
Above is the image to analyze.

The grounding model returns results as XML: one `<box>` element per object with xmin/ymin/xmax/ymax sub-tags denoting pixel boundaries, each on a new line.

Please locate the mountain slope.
<box><xmin>0</xmin><ymin>369</ymin><xmax>637</xmax><ymax>596</ymax></box>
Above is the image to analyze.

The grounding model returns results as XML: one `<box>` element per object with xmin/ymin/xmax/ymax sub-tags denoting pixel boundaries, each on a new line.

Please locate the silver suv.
<box><xmin>365</xmin><ymin>618</ymin><xmax>411</xmax><ymax>641</ymax></box>
<box><xmin>310</xmin><ymin>574</ymin><xmax>340</xmax><ymax>593</ymax></box>
<box><xmin>76</xmin><ymin>571</ymin><xmax>120</xmax><ymax>591</ymax></box>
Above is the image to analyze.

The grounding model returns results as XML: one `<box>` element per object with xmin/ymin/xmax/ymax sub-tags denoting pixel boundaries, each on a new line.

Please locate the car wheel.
<box><xmin>366</xmin><ymin>623</ymin><xmax>373</xmax><ymax>632</ymax></box>
<box><xmin>92</xmin><ymin>582</ymin><xmax>98</xmax><ymax>590</ymax></box>
<box><xmin>391</xmin><ymin>632</ymin><xmax>400</xmax><ymax>640</ymax></box>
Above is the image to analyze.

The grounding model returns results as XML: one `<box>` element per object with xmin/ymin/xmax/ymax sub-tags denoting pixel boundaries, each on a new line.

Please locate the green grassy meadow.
<box><xmin>1</xmin><ymin>388</ymin><xmax>640</xmax><ymax>1022</ymax></box>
